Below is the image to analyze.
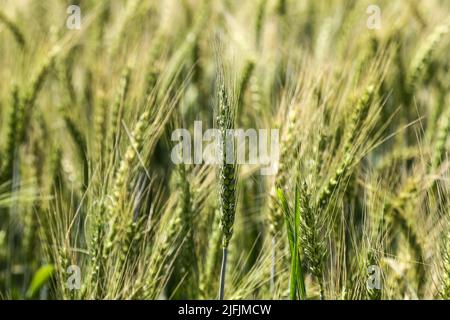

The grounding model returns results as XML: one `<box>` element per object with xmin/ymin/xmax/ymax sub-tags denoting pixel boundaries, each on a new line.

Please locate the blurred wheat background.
<box><xmin>0</xmin><ymin>0</ymin><xmax>449</xmax><ymax>300</ymax></box>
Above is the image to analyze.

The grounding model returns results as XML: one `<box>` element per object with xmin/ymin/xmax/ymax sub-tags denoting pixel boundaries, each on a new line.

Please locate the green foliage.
<box><xmin>0</xmin><ymin>0</ymin><xmax>448</xmax><ymax>301</ymax></box>
<box><xmin>26</xmin><ymin>265</ymin><xmax>55</xmax><ymax>299</ymax></box>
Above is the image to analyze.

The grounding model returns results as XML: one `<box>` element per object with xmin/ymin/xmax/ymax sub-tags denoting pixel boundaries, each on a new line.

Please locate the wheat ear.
<box><xmin>217</xmin><ymin>84</ymin><xmax>237</xmax><ymax>300</ymax></box>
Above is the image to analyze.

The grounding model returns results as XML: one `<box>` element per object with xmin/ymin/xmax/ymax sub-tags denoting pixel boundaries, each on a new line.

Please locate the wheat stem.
<box><xmin>219</xmin><ymin>247</ymin><xmax>228</xmax><ymax>300</ymax></box>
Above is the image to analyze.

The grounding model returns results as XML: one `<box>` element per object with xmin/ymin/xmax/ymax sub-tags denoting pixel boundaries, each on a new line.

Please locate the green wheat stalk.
<box><xmin>217</xmin><ymin>84</ymin><xmax>237</xmax><ymax>300</ymax></box>
<box><xmin>0</xmin><ymin>9</ymin><xmax>26</xmax><ymax>48</ymax></box>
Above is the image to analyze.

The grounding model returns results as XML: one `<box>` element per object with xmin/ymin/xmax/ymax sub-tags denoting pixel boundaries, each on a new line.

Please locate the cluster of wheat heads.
<box><xmin>0</xmin><ymin>0</ymin><xmax>449</xmax><ymax>300</ymax></box>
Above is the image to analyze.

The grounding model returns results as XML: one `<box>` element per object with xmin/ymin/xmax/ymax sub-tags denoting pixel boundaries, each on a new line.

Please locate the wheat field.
<box><xmin>0</xmin><ymin>0</ymin><xmax>449</xmax><ymax>300</ymax></box>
